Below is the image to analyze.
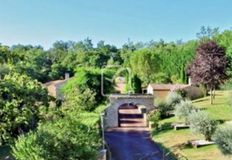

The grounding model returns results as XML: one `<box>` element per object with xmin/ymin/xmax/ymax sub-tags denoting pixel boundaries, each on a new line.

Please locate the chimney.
<box><xmin>188</xmin><ymin>77</ymin><xmax>192</xmax><ymax>85</ymax></box>
<box><xmin>65</xmin><ymin>72</ymin><xmax>70</xmax><ymax>80</ymax></box>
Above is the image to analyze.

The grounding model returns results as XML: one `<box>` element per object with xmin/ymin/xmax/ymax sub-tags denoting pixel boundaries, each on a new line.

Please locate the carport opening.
<box><xmin>118</xmin><ymin>103</ymin><xmax>147</xmax><ymax>128</ymax></box>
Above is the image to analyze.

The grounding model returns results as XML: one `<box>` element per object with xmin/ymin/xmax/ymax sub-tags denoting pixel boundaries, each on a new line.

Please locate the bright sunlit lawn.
<box><xmin>152</xmin><ymin>90</ymin><xmax>232</xmax><ymax>160</ymax></box>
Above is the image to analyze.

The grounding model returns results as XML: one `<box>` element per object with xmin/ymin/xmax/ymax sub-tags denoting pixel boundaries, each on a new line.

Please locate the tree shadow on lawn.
<box><xmin>193</xmin><ymin>98</ymin><xmax>208</xmax><ymax>103</ymax></box>
<box><xmin>155</xmin><ymin>141</ymin><xmax>189</xmax><ymax>160</ymax></box>
<box><xmin>151</xmin><ymin>122</ymin><xmax>173</xmax><ymax>136</ymax></box>
<box><xmin>216</xmin><ymin>119</ymin><xmax>225</xmax><ymax>124</ymax></box>
<box><xmin>198</xmin><ymin>107</ymin><xmax>207</xmax><ymax>111</ymax></box>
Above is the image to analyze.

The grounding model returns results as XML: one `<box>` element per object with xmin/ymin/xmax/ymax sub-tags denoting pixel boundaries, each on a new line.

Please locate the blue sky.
<box><xmin>0</xmin><ymin>0</ymin><xmax>231</xmax><ymax>49</ymax></box>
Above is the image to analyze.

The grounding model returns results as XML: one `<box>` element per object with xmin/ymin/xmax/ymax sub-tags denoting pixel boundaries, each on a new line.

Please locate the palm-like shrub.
<box><xmin>213</xmin><ymin>125</ymin><xmax>232</xmax><ymax>155</ymax></box>
<box><xmin>174</xmin><ymin>100</ymin><xmax>195</xmax><ymax>124</ymax></box>
<box><xmin>188</xmin><ymin>110</ymin><xmax>217</xmax><ymax>141</ymax></box>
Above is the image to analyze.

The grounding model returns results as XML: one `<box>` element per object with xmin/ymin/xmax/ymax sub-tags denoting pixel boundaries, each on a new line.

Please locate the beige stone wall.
<box><xmin>104</xmin><ymin>94</ymin><xmax>155</xmax><ymax>128</ymax></box>
<box><xmin>153</xmin><ymin>90</ymin><xmax>170</xmax><ymax>99</ymax></box>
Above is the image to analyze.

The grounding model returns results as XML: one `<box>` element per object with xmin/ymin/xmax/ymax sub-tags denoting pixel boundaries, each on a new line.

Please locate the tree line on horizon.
<box><xmin>1</xmin><ymin>26</ymin><xmax>232</xmax><ymax>86</ymax></box>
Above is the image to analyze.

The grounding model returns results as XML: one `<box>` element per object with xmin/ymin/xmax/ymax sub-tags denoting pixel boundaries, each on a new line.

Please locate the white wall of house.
<box><xmin>147</xmin><ymin>84</ymin><xmax>154</xmax><ymax>95</ymax></box>
<box><xmin>55</xmin><ymin>81</ymin><xmax>67</xmax><ymax>100</ymax></box>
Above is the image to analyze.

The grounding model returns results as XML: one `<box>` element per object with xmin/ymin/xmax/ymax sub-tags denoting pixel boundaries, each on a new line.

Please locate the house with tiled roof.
<box><xmin>145</xmin><ymin>82</ymin><xmax>204</xmax><ymax>100</ymax></box>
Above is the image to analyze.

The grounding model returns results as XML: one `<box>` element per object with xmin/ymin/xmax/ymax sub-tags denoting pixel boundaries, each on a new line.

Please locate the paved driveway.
<box><xmin>105</xmin><ymin>127</ymin><xmax>163</xmax><ymax>160</ymax></box>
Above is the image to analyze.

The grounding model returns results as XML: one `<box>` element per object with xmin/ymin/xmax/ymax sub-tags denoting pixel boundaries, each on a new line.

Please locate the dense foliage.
<box><xmin>0</xmin><ymin>73</ymin><xmax>49</xmax><ymax>144</ymax></box>
<box><xmin>0</xmin><ymin>28</ymin><xmax>232</xmax><ymax>88</ymax></box>
<box><xmin>166</xmin><ymin>92</ymin><xmax>183</xmax><ymax>109</ymax></box>
<box><xmin>12</xmin><ymin>113</ymin><xmax>100</xmax><ymax>160</ymax></box>
<box><xmin>62</xmin><ymin>68</ymin><xmax>115</xmax><ymax>110</ymax></box>
<box><xmin>213</xmin><ymin>124</ymin><xmax>232</xmax><ymax>155</ymax></box>
<box><xmin>188</xmin><ymin>110</ymin><xmax>217</xmax><ymax>141</ymax></box>
<box><xmin>174</xmin><ymin>100</ymin><xmax>195</xmax><ymax>124</ymax></box>
<box><xmin>155</xmin><ymin>92</ymin><xmax>183</xmax><ymax>118</ymax></box>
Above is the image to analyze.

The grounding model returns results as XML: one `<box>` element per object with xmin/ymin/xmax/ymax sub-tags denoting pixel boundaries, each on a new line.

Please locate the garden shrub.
<box><xmin>0</xmin><ymin>73</ymin><xmax>49</xmax><ymax>144</ymax></box>
<box><xmin>188</xmin><ymin>110</ymin><xmax>217</xmax><ymax>141</ymax></box>
<box><xmin>12</xmin><ymin>132</ymin><xmax>43</xmax><ymax>160</ymax></box>
<box><xmin>213</xmin><ymin>124</ymin><xmax>232</xmax><ymax>155</ymax></box>
<box><xmin>62</xmin><ymin>87</ymin><xmax>97</xmax><ymax>112</ymax></box>
<box><xmin>148</xmin><ymin>111</ymin><xmax>160</xmax><ymax>130</ymax></box>
<box><xmin>174</xmin><ymin>100</ymin><xmax>195</xmax><ymax>124</ymax></box>
<box><xmin>156</xmin><ymin>92</ymin><xmax>183</xmax><ymax>118</ymax></box>
<box><xmin>176</xmin><ymin>89</ymin><xmax>187</xmax><ymax>98</ymax></box>
<box><xmin>166</xmin><ymin>92</ymin><xmax>183</xmax><ymax>109</ymax></box>
<box><xmin>12</xmin><ymin>114</ymin><xmax>100</xmax><ymax>160</ymax></box>
<box><xmin>156</xmin><ymin>101</ymin><xmax>171</xmax><ymax>118</ymax></box>
<box><xmin>182</xmin><ymin>86</ymin><xmax>205</xmax><ymax>100</ymax></box>
<box><xmin>220</xmin><ymin>79</ymin><xmax>232</xmax><ymax>90</ymax></box>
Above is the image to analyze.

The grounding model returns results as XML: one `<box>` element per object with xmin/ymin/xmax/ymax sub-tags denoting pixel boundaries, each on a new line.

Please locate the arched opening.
<box><xmin>118</xmin><ymin>103</ymin><xmax>147</xmax><ymax>128</ymax></box>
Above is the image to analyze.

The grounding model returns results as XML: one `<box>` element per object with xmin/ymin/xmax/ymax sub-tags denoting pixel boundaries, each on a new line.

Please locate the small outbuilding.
<box><xmin>145</xmin><ymin>83</ymin><xmax>204</xmax><ymax>100</ymax></box>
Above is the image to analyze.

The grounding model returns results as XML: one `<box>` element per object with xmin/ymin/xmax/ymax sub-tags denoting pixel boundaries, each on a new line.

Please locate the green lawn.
<box><xmin>152</xmin><ymin>90</ymin><xmax>232</xmax><ymax>160</ymax></box>
<box><xmin>193</xmin><ymin>90</ymin><xmax>232</xmax><ymax>121</ymax></box>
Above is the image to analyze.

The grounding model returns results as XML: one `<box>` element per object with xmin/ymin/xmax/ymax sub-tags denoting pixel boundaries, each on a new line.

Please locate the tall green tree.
<box><xmin>130</xmin><ymin>48</ymin><xmax>160</xmax><ymax>85</ymax></box>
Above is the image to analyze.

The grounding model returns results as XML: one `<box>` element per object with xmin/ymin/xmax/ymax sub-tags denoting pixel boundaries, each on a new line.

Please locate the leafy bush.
<box><xmin>176</xmin><ymin>89</ymin><xmax>187</xmax><ymax>98</ymax></box>
<box><xmin>12</xmin><ymin>132</ymin><xmax>43</xmax><ymax>160</ymax></box>
<box><xmin>166</xmin><ymin>92</ymin><xmax>183</xmax><ymax>109</ymax></box>
<box><xmin>0</xmin><ymin>73</ymin><xmax>49</xmax><ymax>144</ymax></box>
<box><xmin>213</xmin><ymin>124</ymin><xmax>232</xmax><ymax>155</ymax></box>
<box><xmin>188</xmin><ymin>110</ymin><xmax>217</xmax><ymax>141</ymax></box>
<box><xmin>182</xmin><ymin>86</ymin><xmax>205</xmax><ymax>100</ymax></box>
<box><xmin>148</xmin><ymin>111</ymin><xmax>160</xmax><ymax>130</ymax></box>
<box><xmin>12</xmin><ymin>114</ymin><xmax>100</xmax><ymax>160</ymax></box>
<box><xmin>156</xmin><ymin>92</ymin><xmax>183</xmax><ymax>118</ymax></box>
<box><xmin>63</xmin><ymin>87</ymin><xmax>97</xmax><ymax>112</ymax></box>
<box><xmin>156</xmin><ymin>101</ymin><xmax>171</xmax><ymax>118</ymax></box>
<box><xmin>174</xmin><ymin>100</ymin><xmax>195</xmax><ymax>124</ymax></box>
<box><xmin>62</xmin><ymin>67</ymin><xmax>114</xmax><ymax>106</ymax></box>
<box><xmin>220</xmin><ymin>79</ymin><xmax>232</xmax><ymax>90</ymax></box>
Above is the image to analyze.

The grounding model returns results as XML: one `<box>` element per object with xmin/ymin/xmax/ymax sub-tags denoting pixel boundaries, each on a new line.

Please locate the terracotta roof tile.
<box><xmin>149</xmin><ymin>83</ymin><xmax>189</xmax><ymax>91</ymax></box>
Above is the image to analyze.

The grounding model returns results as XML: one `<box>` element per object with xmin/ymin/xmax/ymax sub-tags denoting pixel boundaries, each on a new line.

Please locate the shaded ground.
<box><xmin>105</xmin><ymin>104</ymin><xmax>163</xmax><ymax>160</ymax></box>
